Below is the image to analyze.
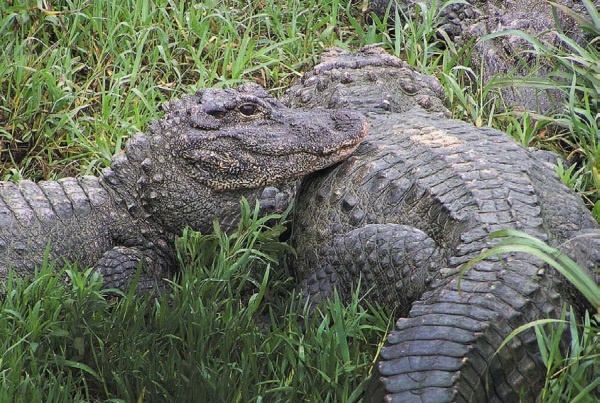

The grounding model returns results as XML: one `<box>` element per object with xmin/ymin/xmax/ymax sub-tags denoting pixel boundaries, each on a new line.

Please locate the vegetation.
<box><xmin>0</xmin><ymin>200</ymin><xmax>391</xmax><ymax>401</ymax></box>
<box><xmin>2</xmin><ymin>0</ymin><xmax>598</xmax><ymax>206</ymax></box>
<box><xmin>1</xmin><ymin>0</ymin><xmax>598</xmax><ymax>401</ymax></box>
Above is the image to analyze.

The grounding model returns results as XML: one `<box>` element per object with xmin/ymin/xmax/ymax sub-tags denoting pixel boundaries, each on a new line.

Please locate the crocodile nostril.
<box><xmin>206</xmin><ymin>109</ymin><xmax>227</xmax><ymax>119</ymax></box>
<box><xmin>197</xmin><ymin>99</ymin><xmax>228</xmax><ymax>119</ymax></box>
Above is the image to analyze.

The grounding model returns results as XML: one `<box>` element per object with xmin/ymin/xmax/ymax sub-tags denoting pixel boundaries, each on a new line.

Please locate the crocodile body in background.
<box><xmin>366</xmin><ymin>0</ymin><xmax>596</xmax><ymax>113</ymax></box>
<box><xmin>0</xmin><ymin>83</ymin><xmax>367</xmax><ymax>293</ymax></box>
<box><xmin>283</xmin><ymin>47</ymin><xmax>599</xmax><ymax>402</ymax></box>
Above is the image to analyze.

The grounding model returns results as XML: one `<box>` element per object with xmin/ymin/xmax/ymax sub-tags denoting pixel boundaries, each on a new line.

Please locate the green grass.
<box><xmin>1</xmin><ymin>0</ymin><xmax>362</xmax><ymax>180</ymax></box>
<box><xmin>0</xmin><ymin>200</ymin><xmax>391</xmax><ymax>402</ymax></box>
<box><xmin>1</xmin><ymin>0</ymin><xmax>599</xmax><ymax>401</ymax></box>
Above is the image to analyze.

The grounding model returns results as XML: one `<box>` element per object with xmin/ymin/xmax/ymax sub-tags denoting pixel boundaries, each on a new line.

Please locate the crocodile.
<box><xmin>0</xmin><ymin>83</ymin><xmax>367</xmax><ymax>293</ymax></box>
<box><xmin>365</xmin><ymin>0</ymin><xmax>595</xmax><ymax>113</ymax></box>
<box><xmin>283</xmin><ymin>46</ymin><xmax>599</xmax><ymax>402</ymax></box>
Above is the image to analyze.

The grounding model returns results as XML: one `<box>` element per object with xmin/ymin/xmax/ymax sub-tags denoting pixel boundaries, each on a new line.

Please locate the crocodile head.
<box><xmin>282</xmin><ymin>46</ymin><xmax>449</xmax><ymax>116</ymax></box>
<box><xmin>161</xmin><ymin>83</ymin><xmax>367</xmax><ymax>190</ymax></box>
<box><xmin>103</xmin><ymin>83</ymin><xmax>367</xmax><ymax>234</ymax></box>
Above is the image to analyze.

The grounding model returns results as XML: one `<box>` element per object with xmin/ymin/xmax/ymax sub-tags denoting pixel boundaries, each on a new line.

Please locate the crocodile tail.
<box><xmin>368</xmin><ymin>256</ymin><xmax>565</xmax><ymax>402</ymax></box>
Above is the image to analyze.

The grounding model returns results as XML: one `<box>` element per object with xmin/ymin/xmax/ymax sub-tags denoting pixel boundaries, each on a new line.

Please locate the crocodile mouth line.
<box><xmin>250</xmin><ymin>139</ymin><xmax>365</xmax><ymax>159</ymax></box>
<box><xmin>330</xmin><ymin>142</ymin><xmax>363</xmax><ymax>157</ymax></box>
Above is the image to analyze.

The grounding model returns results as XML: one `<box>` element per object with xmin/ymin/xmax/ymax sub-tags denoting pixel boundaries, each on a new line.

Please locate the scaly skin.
<box><xmin>283</xmin><ymin>47</ymin><xmax>599</xmax><ymax>402</ymax></box>
<box><xmin>0</xmin><ymin>83</ymin><xmax>367</xmax><ymax>293</ymax></box>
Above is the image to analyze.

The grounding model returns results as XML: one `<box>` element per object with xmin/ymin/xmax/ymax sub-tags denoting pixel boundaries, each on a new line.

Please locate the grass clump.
<box><xmin>0</xmin><ymin>201</ymin><xmax>390</xmax><ymax>401</ymax></box>
<box><xmin>534</xmin><ymin>309</ymin><xmax>599</xmax><ymax>403</ymax></box>
<box><xmin>362</xmin><ymin>0</ymin><xmax>506</xmax><ymax>128</ymax></box>
<box><xmin>0</xmin><ymin>0</ymin><xmax>362</xmax><ymax>181</ymax></box>
<box><xmin>2</xmin><ymin>0</ymin><xmax>598</xmax><ymax>210</ymax></box>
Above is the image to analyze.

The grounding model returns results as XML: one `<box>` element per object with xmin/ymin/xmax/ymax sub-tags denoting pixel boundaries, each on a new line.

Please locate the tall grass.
<box><xmin>0</xmin><ymin>201</ymin><xmax>391</xmax><ymax>401</ymax></box>
<box><xmin>2</xmin><ymin>0</ymin><xmax>598</xmax><ymax>204</ymax></box>
<box><xmin>0</xmin><ymin>0</ymin><xmax>362</xmax><ymax>181</ymax></box>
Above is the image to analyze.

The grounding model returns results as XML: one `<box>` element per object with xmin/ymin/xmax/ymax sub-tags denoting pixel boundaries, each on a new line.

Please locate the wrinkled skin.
<box><xmin>0</xmin><ymin>83</ymin><xmax>367</xmax><ymax>293</ymax></box>
<box><xmin>284</xmin><ymin>47</ymin><xmax>599</xmax><ymax>402</ymax></box>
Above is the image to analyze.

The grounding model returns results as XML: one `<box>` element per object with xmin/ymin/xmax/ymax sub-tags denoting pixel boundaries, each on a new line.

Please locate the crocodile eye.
<box><xmin>239</xmin><ymin>103</ymin><xmax>258</xmax><ymax>116</ymax></box>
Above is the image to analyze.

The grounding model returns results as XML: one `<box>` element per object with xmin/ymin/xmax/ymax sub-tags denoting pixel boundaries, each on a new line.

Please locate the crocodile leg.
<box><xmin>94</xmin><ymin>246</ymin><xmax>173</xmax><ymax>292</ymax></box>
<box><xmin>300</xmin><ymin>224</ymin><xmax>445</xmax><ymax>313</ymax></box>
<box><xmin>258</xmin><ymin>183</ymin><xmax>299</xmax><ymax>215</ymax></box>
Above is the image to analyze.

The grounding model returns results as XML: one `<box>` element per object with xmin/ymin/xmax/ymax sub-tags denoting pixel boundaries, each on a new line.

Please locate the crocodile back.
<box><xmin>292</xmin><ymin>109</ymin><xmax>599</xmax><ymax>401</ymax></box>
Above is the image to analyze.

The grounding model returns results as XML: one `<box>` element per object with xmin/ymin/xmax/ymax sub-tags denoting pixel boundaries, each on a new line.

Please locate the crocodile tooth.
<box><xmin>113</xmin><ymin>195</ymin><xmax>124</xmax><ymax>206</ymax></box>
<box><xmin>300</xmin><ymin>89</ymin><xmax>313</xmax><ymax>103</ymax></box>
<box><xmin>147</xmin><ymin>119</ymin><xmax>159</xmax><ymax>133</ymax></box>
<box><xmin>304</xmin><ymin>75</ymin><xmax>319</xmax><ymax>86</ymax></box>
<box><xmin>101</xmin><ymin>168</ymin><xmax>119</xmax><ymax>185</ymax></box>
<box><xmin>110</xmin><ymin>152</ymin><xmax>128</xmax><ymax>170</ymax></box>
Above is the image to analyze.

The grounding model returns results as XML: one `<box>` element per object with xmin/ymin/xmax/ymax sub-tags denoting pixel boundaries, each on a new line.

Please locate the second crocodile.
<box><xmin>284</xmin><ymin>47</ymin><xmax>599</xmax><ymax>402</ymax></box>
<box><xmin>365</xmin><ymin>0</ymin><xmax>595</xmax><ymax>113</ymax></box>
